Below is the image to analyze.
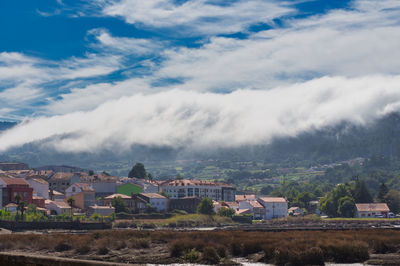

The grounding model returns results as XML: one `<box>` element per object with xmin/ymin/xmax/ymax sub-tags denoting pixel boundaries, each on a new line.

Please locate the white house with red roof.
<box><xmin>355</xmin><ymin>203</ymin><xmax>390</xmax><ymax>218</ymax></box>
<box><xmin>257</xmin><ymin>197</ymin><xmax>288</xmax><ymax>219</ymax></box>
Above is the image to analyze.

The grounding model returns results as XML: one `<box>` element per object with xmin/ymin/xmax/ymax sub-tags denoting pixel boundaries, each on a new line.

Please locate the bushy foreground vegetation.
<box><xmin>0</xmin><ymin>229</ymin><xmax>399</xmax><ymax>265</ymax></box>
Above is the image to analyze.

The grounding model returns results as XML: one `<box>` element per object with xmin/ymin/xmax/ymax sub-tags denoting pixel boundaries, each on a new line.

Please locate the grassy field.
<box><xmin>325</xmin><ymin>217</ymin><xmax>400</xmax><ymax>221</ymax></box>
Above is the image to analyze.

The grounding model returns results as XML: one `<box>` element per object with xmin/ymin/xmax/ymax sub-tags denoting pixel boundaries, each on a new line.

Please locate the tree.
<box><xmin>26</xmin><ymin>204</ymin><xmax>37</xmax><ymax>214</ymax></box>
<box><xmin>197</xmin><ymin>198</ymin><xmax>215</xmax><ymax>215</ymax></box>
<box><xmin>14</xmin><ymin>194</ymin><xmax>21</xmax><ymax>218</ymax></box>
<box><xmin>111</xmin><ymin>197</ymin><xmax>128</xmax><ymax>213</ymax></box>
<box><xmin>128</xmin><ymin>163</ymin><xmax>147</xmax><ymax>179</ymax></box>
<box><xmin>88</xmin><ymin>170</ymin><xmax>94</xmax><ymax>176</ymax></box>
<box><xmin>337</xmin><ymin>196</ymin><xmax>355</xmax><ymax>218</ymax></box>
<box><xmin>67</xmin><ymin>197</ymin><xmax>75</xmax><ymax>208</ymax></box>
<box><xmin>260</xmin><ymin>185</ymin><xmax>273</xmax><ymax>196</ymax></box>
<box><xmin>376</xmin><ymin>183</ymin><xmax>389</xmax><ymax>202</ymax></box>
<box><xmin>217</xmin><ymin>207</ymin><xmax>235</xmax><ymax>218</ymax></box>
<box><xmin>320</xmin><ymin>183</ymin><xmax>353</xmax><ymax>217</ymax></box>
<box><xmin>296</xmin><ymin>192</ymin><xmax>314</xmax><ymax>210</ymax></box>
<box><xmin>18</xmin><ymin>202</ymin><xmax>26</xmax><ymax>218</ymax></box>
<box><xmin>384</xmin><ymin>190</ymin><xmax>400</xmax><ymax>214</ymax></box>
<box><xmin>353</xmin><ymin>178</ymin><xmax>373</xmax><ymax>203</ymax></box>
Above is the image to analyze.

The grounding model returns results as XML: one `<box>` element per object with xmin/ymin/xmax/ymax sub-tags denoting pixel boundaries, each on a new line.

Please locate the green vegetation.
<box><xmin>128</xmin><ymin>162</ymin><xmax>152</xmax><ymax>179</ymax></box>
<box><xmin>117</xmin><ymin>183</ymin><xmax>142</xmax><ymax>196</ymax></box>
<box><xmin>197</xmin><ymin>198</ymin><xmax>215</xmax><ymax>215</ymax></box>
<box><xmin>217</xmin><ymin>207</ymin><xmax>235</xmax><ymax>218</ymax></box>
<box><xmin>111</xmin><ymin>196</ymin><xmax>128</xmax><ymax>213</ymax></box>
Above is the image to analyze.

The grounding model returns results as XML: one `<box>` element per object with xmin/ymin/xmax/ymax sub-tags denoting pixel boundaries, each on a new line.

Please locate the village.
<box><xmin>0</xmin><ymin>162</ymin><xmax>394</xmax><ymax>225</ymax></box>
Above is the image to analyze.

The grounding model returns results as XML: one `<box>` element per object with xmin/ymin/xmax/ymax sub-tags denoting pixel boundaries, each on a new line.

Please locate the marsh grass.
<box><xmin>0</xmin><ymin>229</ymin><xmax>399</xmax><ymax>264</ymax></box>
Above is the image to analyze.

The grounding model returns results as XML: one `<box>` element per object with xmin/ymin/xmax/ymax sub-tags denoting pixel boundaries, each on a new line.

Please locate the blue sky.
<box><xmin>1</xmin><ymin>0</ymin><xmax>400</xmax><ymax>152</ymax></box>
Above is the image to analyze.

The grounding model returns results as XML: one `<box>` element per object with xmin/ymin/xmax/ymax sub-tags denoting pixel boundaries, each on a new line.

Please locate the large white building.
<box><xmin>257</xmin><ymin>197</ymin><xmax>288</xmax><ymax>219</ymax></box>
<box><xmin>160</xmin><ymin>179</ymin><xmax>235</xmax><ymax>202</ymax></box>
<box><xmin>25</xmin><ymin>178</ymin><xmax>49</xmax><ymax>199</ymax></box>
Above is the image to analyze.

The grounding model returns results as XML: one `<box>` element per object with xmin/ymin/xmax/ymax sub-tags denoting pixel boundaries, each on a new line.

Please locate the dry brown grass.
<box><xmin>0</xmin><ymin>229</ymin><xmax>399</xmax><ymax>264</ymax></box>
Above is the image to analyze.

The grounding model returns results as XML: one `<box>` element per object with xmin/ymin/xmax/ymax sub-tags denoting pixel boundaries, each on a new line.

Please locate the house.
<box><xmin>32</xmin><ymin>196</ymin><xmax>46</xmax><ymax>208</ymax></box>
<box><xmin>49</xmin><ymin>190</ymin><xmax>64</xmax><ymax>201</ymax></box>
<box><xmin>239</xmin><ymin>200</ymin><xmax>265</xmax><ymax>219</ymax></box>
<box><xmin>235</xmin><ymin>194</ymin><xmax>256</xmax><ymax>202</ymax></box>
<box><xmin>65</xmin><ymin>183</ymin><xmax>95</xmax><ymax>210</ymax></box>
<box><xmin>25</xmin><ymin>178</ymin><xmax>49</xmax><ymax>199</ymax></box>
<box><xmin>46</xmin><ymin>172</ymin><xmax>74</xmax><ymax>193</ymax></box>
<box><xmin>288</xmin><ymin>207</ymin><xmax>304</xmax><ymax>216</ymax></box>
<box><xmin>74</xmin><ymin>173</ymin><xmax>118</xmax><ymax>198</ymax></box>
<box><xmin>103</xmin><ymin>193</ymin><xmax>135</xmax><ymax>212</ymax></box>
<box><xmin>45</xmin><ymin>200</ymin><xmax>72</xmax><ymax>215</ymax></box>
<box><xmin>222</xmin><ymin>201</ymin><xmax>239</xmax><ymax>211</ymax></box>
<box><xmin>0</xmin><ymin>177</ymin><xmax>33</xmax><ymax>205</ymax></box>
<box><xmin>134</xmin><ymin>193</ymin><xmax>167</xmax><ymax>212</ymax></box>
<box><xmin>87</xmin><ymin>205</ymin><xmax>115</xmax><ymax>216</ymax></box>
<box><xmin>257</xmin><ymin>197</ymin><xmax>288</xmax><ymax>219</ymax></box>
<box><xmin>355</xmin><ymin>203</ymin><xmax>390</xmax><ymax>218</ymax></box>
<box><xmin>169</xmin><ymin>197</ymin><xmax>201</xmax><ymax>213</ymax></box>
<box><xmin>5</xmin><ymin>203</ymin><xmax>18</xmax><ymax>212</ymax></box>
<box><xmin>160</xmin><ymin>179</ymin><xmax>235</xmax><ymax>202</ymax></box>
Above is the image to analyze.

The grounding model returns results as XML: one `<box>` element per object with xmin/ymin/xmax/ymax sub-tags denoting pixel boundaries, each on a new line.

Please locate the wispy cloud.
<box><xmin>99</xmin><ymin>0</ymin><xmax>295</xmax><ymax>35</ymax></box>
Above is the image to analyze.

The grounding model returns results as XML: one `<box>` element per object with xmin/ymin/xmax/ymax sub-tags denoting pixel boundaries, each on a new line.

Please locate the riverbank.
<box><xmin>0</xmin><ymin>229</ymin><xmax>399</xmax><ymax>265</ymax></box>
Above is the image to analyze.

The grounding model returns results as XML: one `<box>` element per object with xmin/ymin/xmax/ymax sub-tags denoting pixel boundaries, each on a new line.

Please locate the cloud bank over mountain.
<box><xmin>1</xmin><ymin>0</ymin><xmax>400</xmax><ymax>153</ymax></box>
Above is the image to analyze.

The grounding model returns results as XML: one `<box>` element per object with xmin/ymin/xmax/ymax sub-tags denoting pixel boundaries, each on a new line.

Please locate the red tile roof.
<box><xmin>104</xmin><ymin>193</ymin><xmax>131</xmax><ymax>199</ymax></box>
<box><xmin>160</xmin><ymin>179</ymin><xmax>233</xmax><ymax>188</ymax></box>
<box><xmin>235</xmin><ymin>194</ymin><xmax>256</xmax><ymax>201</ymax></box>
<box><xmin>0</xmin><ymin>177</ymin><xmax>29</xmax><ymax>185</ymax></box>
<box><xmin>356</xmin><ymin>203</ymin><xmax>389</xmax><ymax>212</ymax></box>
<box><xmin>74</xmin><ymin>183</ymin><xmax>94</xmax><ymax>192</ymax></box>
<box><xmin>258</xmin><ymin>197</ymin><xmax>287</xmax><ymax>203</ymax></box>
<box><xmin>140</xmin><ymin>193</ymin><xmax>166</xmax><ymax>199</ymax></box>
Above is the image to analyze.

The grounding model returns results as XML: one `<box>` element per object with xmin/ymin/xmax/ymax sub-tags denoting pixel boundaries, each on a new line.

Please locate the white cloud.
<box><xmin>1</xmin><ymin>75</ymin><xmax>400</xmax><ymax>153</ymax></box>
<box><xmin>100</xmin><ymin>0</ymin><xmax>294</xmax><ymax>35</ymax></box>
<box><xmin>90</xmin><ymin>29</ymin><xmax>164</xmax><ymax>55</ymax></box>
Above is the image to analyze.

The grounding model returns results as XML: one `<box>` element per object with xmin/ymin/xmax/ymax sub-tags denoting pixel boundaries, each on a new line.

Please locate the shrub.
<box><xmin>320</xmin><ymin>241</ymin><xmax>369</xmax><ymax>263</ymax></box>
<box><xmin>202</xmin><ymin>247</ymin><xmax>220</xmax><ymax>264</ymax></box>
<box><xmin>54</xmin><ymin>242</ymin><xmax>71</xmax><ymax>252</ymax></box>
<box><xmin>97</xmin><ymin>246</ymin><xmax>109</xmax><ymax>255</ymax></box>
<box><xmin>184</xmin><ymin>248</ymin><xmax>200</xmax><ymax>263</ymax></box>
<box><xmin>75</xmin><ymin>244</ymin><xmax>91</xmax><ymax>254</ymax></box>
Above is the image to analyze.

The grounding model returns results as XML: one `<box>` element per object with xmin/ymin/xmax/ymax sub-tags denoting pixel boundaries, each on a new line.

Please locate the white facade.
<box><xmin>148</xmin><ymin>197</ymin><xmax>167</xmax><ymax>212</ymax></box>
<box><xmin>89</xmin><ymin>182</ymin><xmax>116</xmax><ymax>197</ymax></box>
<box><xmin>45</xmin><ymin>200</ymin><xmax>71</xmax><ymax>215</ymax></box>
<box><xmin>25</xmin><ymin>178</ymin><xmax>49</xmax><ymax>199</ymax></box>
<box><xmin>65</xmin><ymin>183</ymin><xmax>93</xmax><ymax>197</ymax></box>
<box><xmin>160</xmin><ymin>179</ymin><xmax>235</xmax><ymax>202</ymax></box>
<box><xmin>257</xmin><ymin>197</ymin><xmax>288</xmax><ymax>220</ymax></box>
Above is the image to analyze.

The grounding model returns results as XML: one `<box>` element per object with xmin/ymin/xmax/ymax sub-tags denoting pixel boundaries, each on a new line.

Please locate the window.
<box><xmin>72</xmin><ymin>187</ymin><xmax>76</xmax><ymax>192</ymax></box>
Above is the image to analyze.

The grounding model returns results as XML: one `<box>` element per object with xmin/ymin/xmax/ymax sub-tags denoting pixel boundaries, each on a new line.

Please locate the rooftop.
<box><xmin>140</xmin><ymin>193</ymin><xmax>166</xmax><ymax>199</ymax></box>
<box><xmin>0</xmin><ymin>177</ymin><xmax>29</xmax><ymax>186</ymax></box>
<box><xmin>49</xmin><ymin>172</ymin><xmax>74</xmax><ymax>180</ymax></box>
<box><xmin>73</xmin><ymin>183</ymin><xmax>95</xmax><ymax>192</ymax></box>
<box><xmin>235</xmin><ymin>194</ymin><xmax>256</xmax><ymax>201</ymax></box>
<box><xmin>356</xmin><ymin>203</ymin><xmax>389</xmax><ymax>212</ymax></box>
<box><xmin>104</xmin><ymin>193</ymin><xmax>131</xmax><ymax>199</ymax></box>
<box><xmin>161</xmin><ymin>179</ymin><xmax>233</xmax><ymax>188</ymax></box>
<box><xmin>258</xmin><ymin>197</ymin><xmax>287</xmax><ymax>203</ymax></box>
